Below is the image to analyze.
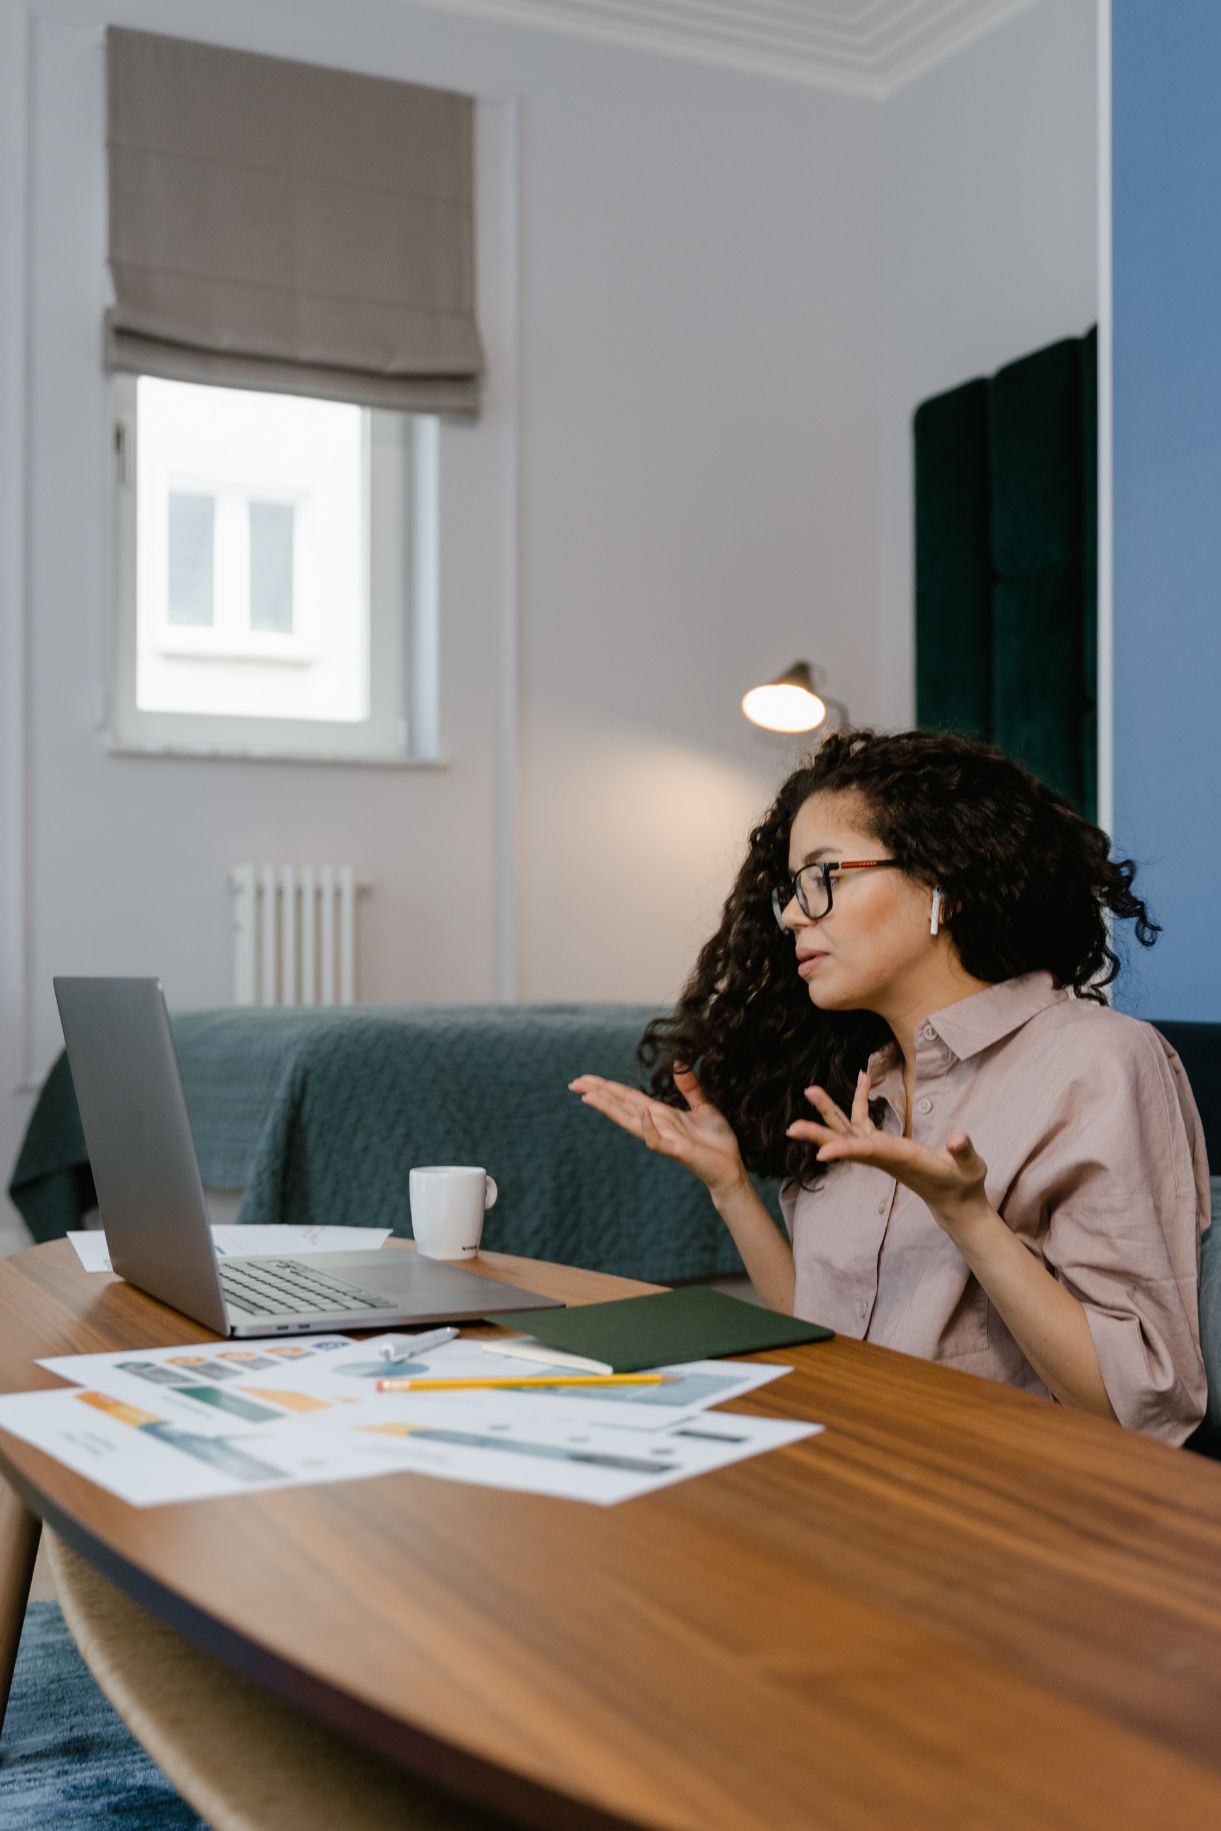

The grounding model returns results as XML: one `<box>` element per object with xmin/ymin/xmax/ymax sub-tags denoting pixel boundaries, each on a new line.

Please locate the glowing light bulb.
<box><xmin>741</xmin><ymin>662</ymin><xmax>829</xmax><ymax>733</ymax></box>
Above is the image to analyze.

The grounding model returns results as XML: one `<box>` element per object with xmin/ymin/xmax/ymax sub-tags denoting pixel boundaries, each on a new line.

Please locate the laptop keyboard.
<box><xmin>219</xmin><ymin>1258</ymin><xmax>399</xmax><ymax>1318</ymax></box>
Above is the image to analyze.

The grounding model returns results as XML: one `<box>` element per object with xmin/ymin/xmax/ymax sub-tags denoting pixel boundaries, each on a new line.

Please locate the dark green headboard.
<box><xmin>914</xmin><ymin>329</ymin><xmax>1097</xmax><ymax>820</ymax></box>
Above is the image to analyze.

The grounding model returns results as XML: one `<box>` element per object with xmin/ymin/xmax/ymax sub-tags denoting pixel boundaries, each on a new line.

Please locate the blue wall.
<box><xmin>1112</xmin><ymin>1</ymin><xmax>1221</xmax><ymax>1019</ymax></box>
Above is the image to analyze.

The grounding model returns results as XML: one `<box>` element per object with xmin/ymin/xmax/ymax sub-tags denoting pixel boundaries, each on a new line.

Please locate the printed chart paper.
<box><xmin>36</xmin><ymin>1338</ymin><xmax>775</xmax><ymax>1434</ymax></box>
<box><xmin>0</xmin><ymin>1388</ymin><xmax>271</xmax><ymax>1505</ymax></box>
<box><xmin>260</xmin><ymin>1401</ymin><xmax>818</xmax><ymax>1508</ymax></box>
<box><xmin>477</xmin><ymin>1352</ymin><xmax>792</xmax><ymax>1413</ymax></box>
<box><xmin>0</xmin><ymin>1334</ymin><xmax>821</xmax><ymax>1509</ymax></box>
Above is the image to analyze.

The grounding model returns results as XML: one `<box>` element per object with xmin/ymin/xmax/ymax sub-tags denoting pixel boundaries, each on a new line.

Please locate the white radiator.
<box><xmin>228</xmin><ymin>864</ymin><xmax>369</xmax><ymax>1008</ymax></box>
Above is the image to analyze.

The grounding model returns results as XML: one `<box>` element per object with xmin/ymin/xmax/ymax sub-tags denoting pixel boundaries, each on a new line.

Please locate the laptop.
<box><xmin>53</xmin><ymin>977</ymin><xmax>565</xmax><ymax>1339</ymax></box>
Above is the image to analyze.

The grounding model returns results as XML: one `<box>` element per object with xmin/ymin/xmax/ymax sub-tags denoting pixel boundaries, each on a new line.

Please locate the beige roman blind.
<box><xmin>105</xmin><ymin>28</ymin><xmax>483</xmax><ymax>416</ymax></box>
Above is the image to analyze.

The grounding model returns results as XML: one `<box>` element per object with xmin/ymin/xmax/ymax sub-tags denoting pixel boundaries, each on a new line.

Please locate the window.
<box><xmin>110</xmin><ymin>377</ymin><xmax>438</xmax><ymax>762</ymax></box>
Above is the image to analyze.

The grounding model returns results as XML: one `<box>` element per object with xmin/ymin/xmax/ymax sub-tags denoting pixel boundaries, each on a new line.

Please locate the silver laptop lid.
<box><xmin>53</xmin><ymin>977</ymin><xmax>229</xmax><ymax>1334</ymax></box>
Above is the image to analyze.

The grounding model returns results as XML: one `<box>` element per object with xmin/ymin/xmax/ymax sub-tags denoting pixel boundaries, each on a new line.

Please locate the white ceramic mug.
<box><xmin>409</xmin><ymin>1166</ymin><xmax>498</xmax><ymax>1260</ymax></box>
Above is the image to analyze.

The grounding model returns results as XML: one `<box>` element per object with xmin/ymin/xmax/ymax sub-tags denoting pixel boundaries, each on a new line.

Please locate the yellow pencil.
<box><xmin>374</xmin><ymin>1373</ymin><xmax>672</xmax><ymax>1393</ymax></box>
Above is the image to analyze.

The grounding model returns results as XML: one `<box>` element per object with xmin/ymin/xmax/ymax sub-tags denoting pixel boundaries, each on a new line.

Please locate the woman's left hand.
<box><xmin>786</xmin><ymin>1072</ymin><xmax>991</xmax><ymax>1240</ymax></box>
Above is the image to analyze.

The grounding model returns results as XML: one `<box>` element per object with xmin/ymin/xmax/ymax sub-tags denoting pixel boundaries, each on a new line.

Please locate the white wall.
<box><xmin>513</xmin><ymin>41</ymin><xmax>882</xmax><ymax>998</ymax></box>
<box><xmin>0</xmin><ymin>0</ymin><xmax>883</xmax><ymax>1239</ymax></box>
<box><xmin>875</xmin><ymin>0</ymin><xmax>1099</xmax><ymax>725</ymax></box>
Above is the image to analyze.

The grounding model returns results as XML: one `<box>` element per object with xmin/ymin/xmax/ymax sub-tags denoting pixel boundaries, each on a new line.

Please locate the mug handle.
<box><xmin>484</xmin><ymin>1175</ymin><xmax>498</xmax><ymax>1210</ymax></box>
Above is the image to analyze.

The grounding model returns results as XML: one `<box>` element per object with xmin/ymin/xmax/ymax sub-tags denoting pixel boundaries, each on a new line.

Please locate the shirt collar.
<box><xmin>865</xmin><ymin>970</ymin><xmax>1068</xmax><ymax>1094</ymax></box>
<box><xmin>922</xmin><ymin>970</ymin><xmax>1068</xmax><ymax>1062</ymax></box>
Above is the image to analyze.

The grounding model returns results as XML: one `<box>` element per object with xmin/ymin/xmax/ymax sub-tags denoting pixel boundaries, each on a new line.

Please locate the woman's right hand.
<box><xmin>568</xmin><ymin>1067</ymin><xmax>746</xmax><ymax>1199</ymax></box>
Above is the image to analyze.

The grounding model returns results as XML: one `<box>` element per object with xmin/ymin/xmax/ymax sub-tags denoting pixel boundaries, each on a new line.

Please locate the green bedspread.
<box><xmin>9</xmin><ymin>1005</ymin><xmax>774</xmax><ymax>1283</ymax></box>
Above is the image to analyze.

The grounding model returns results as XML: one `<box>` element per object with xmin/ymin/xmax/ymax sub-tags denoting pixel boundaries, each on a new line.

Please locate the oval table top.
<box><xmin>3</xmin><ymin>1240</ymin><xmax>1221</xmax><ymax>1831</ymax></box>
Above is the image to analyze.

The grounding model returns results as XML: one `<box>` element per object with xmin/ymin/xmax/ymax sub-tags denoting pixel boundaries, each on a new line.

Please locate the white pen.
<box><xmin>378</xmin><ymin>1326</ymin><xmax>459</xmax><ymax>1362</ymax></box>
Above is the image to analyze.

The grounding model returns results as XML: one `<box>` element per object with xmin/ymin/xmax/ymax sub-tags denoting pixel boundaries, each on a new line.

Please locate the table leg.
<box><xmin>0</xmin><ymin>1479</ymin><xmax>41</xmax><ymax>1736</ymax></box>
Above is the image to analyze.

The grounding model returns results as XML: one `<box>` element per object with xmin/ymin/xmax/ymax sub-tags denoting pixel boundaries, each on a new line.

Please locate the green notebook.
<box><xmin>485</xmin><ymin>1287</ymin><xmax>834</xmax><ymax>1373</ymax></box>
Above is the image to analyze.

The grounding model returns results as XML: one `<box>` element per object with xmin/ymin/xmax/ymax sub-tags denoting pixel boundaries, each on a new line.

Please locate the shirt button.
<box><xmin>876</xmin><ymin>1198</ymin><xmax>887</xmax><ymax>1215</ymax></box>
<box><xmin>920</xmin><ymin>1024</ymin><xmax>935</xmax><ymax>1041</ymax></box>
<box><xmin>857</xmin><ymin>1301</ymin><xmax>868</xmax><ymax>1320</ymax></box>
<box><xmin>916</xmin><ymin>1096</ymin><xmax>933</xmax><ymax>1115</ymax></box>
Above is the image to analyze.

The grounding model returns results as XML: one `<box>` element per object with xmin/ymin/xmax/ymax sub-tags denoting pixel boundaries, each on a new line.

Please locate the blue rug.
<box><xmin>1</xmin><ymin>1602</ymin><xmax>206</xmax><ymax>1828</ymax></box>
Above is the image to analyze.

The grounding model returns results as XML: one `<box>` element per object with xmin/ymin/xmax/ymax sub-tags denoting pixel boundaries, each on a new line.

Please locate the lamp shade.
<box><xmin>741</xmin><ymin>661</ymin><xmax>828</xmax><ymax>734</ymax></box>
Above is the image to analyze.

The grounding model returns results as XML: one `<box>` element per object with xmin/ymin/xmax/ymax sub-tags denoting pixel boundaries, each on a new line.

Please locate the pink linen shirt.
<box><xmin>780</xmin><ymin>972</ymin><xmax>1210</xmax><ymax>1444</ymax></box>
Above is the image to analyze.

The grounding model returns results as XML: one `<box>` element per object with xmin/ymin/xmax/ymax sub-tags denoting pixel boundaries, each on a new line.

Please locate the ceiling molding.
<box><xmin>394</xmin><ymin>0</ymin><xmax>1047</xmax><ymax>99</ymax></box>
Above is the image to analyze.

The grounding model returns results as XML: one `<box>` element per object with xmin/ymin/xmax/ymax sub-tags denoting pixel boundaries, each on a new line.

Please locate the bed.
<box><xmin>9</xmin><ymin>1003</ymin><xmax>772</xmax><ymax>1284</ymax></box>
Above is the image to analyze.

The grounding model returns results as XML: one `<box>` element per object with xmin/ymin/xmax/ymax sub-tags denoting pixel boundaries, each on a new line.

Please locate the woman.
<box><xmin>571</xmin><ymin>729</ymin><xmax>1209</xmax><ymax>1444</ymax></box>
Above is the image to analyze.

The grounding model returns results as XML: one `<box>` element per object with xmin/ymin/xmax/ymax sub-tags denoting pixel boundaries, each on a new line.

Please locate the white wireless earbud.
<box><xmin>930</xmin><ymin>888</ymin><xmax>943</xmax><ymax>937</ymax></box>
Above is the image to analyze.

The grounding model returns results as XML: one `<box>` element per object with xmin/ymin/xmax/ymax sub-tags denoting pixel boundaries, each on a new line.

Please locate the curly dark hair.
<box><xmin>638</xmin><ymin>728</ymin><xmax>1158</xmax><ymax>1189</ymax></box>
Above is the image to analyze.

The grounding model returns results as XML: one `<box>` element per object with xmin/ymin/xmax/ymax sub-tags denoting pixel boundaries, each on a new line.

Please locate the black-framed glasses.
<box><xmin>771</xmin><ymin>859</ymin><xmax>902</xmax><ymax>929</ymax></box>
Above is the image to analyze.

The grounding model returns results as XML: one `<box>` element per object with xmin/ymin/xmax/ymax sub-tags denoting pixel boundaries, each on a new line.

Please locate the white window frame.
<box><xmin>108</xmin><ymin>376</ymin><xmax>440</xmax><ymax>765</ymax></box>
<box><xmin>159</xmin><ymin>483</ymin><xmax>313</xmax><ymax>663</ymax></box>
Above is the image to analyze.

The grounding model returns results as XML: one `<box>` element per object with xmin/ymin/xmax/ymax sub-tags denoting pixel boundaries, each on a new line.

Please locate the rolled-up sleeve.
<box><xmin>1037</xmin><ymin>1026</ymin><xmax>1208</xmax><ymax>1444</ymax></box>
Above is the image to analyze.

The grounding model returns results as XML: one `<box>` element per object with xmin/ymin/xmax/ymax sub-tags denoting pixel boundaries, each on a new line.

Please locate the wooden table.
<box><xmin>3</xmin><ymin>1241</ymin><xmax>1221</xmax><ymax>1830</ymax></box>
